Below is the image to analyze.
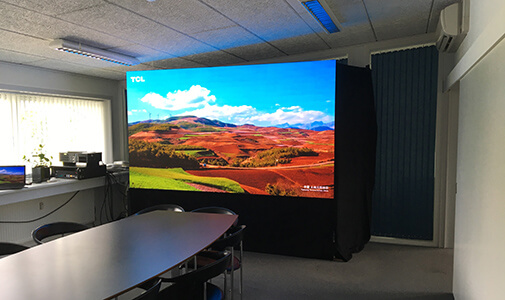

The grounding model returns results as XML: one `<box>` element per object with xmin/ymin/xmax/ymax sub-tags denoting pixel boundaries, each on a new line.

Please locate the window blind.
<box><xmin>0</xmin><ymin>92</ymin><xmax>107</xmax><ymax>166</ymax></box>
<box><xmin>371</xmin><ymin>46</ymin><xmax>438</xmax><ymax>240</ymax></box>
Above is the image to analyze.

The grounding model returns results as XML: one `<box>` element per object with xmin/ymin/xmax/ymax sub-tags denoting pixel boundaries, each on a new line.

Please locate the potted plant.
<box><xmin>23</xmin><ymin>144</ymin><xmax>53</xmax><ymax>183</ymax></box>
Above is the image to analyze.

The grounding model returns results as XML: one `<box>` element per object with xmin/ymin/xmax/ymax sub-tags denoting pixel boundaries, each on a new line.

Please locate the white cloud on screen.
<box><xmin>140</xmin><ymin>85</ymin><xmax>216</xmax><ymax>110</ymax></box>
<box><xmin>128</xmin><ymin>109</ymin><xmax>147</xmax><ymax>116</ymax></box>
<box><xmin>184</xmin><ymin>104</ymin><xmax>257</xmax><ymax>122</ymax></box>
<box><xmin>184</xmin><ymin>105</ymin><xmax>332</xmax><ymax>127</ymax></box>
<box><xmin>239</xmin><ymin>107</ymin><xmax>332</xmax><ymax>126</ymax></box>
<box><xmin>140</xmin><ymin>85</ymin><xmax>332</xmax><ymax>126</ymax></box>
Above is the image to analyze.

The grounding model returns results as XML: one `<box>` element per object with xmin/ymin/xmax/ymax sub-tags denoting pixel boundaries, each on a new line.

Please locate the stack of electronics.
<box><xmin>52</xmin><ymin>152</ymin><xmax>106</xmax><ymax>179</ymax></box>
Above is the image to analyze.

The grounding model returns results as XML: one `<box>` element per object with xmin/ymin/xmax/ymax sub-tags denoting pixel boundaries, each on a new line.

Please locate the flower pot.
<box><xmin>32</xmin><ymin>166</ymin><xmax>51</xmax><ymax>183</ymax></box>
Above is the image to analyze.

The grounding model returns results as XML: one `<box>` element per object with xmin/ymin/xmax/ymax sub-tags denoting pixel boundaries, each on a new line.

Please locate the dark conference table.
<box><xmin>0</xmin><ymin>211</ymin><xmax>237</xmax><ymax>300</ymax></box>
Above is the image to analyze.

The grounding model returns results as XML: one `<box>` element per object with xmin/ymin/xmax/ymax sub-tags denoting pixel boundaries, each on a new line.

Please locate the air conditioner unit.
<box><xmin>436</xmin><ymin>2</ymin><xmax>469</xmax><ymax>53</ymax></box>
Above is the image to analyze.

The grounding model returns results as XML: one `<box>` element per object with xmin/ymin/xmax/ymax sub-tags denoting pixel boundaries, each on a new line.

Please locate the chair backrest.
<box><xmin>132</xmin><ymin>278</ymin><xmax>162</xmax><ymax>300</ymax></box>
<box><xmin>166</xmin><ymin>251</ymin><xmax>232</xmax><ymax>286</ymax></box>
<box><xmin>191</xmin><ymin>206</ymin><xmax>238</xmax><ymax>227</ymax></box>
<box><xmin>191</xmin><ymin>206</ymin><xmax>235</xmax><ymax>215</ymax></box>
<box><xmin>134</xmin><ymin>204</ymin><xmax>185</xmax><ymax>215</ymax></box>
<box><xmin>0</xmin><ymin>242</ymin><xmax>29</xmax><ymax>256</ymax></box>
<box><xmin>32</xmin><ymin>222</ymin><xmax>90</xmax><ymax>244</ymax></box>
<box><xmin>210</xmin><ymin>225</ymin><xmax>246</xmax><ymax>251</ymax></box>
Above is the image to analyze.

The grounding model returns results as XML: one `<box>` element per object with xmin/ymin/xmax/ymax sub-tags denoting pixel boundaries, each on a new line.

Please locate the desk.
<box><xmin>0</xmin><ymin>171</ymin><xmax>128</xmax><ymax>207</ymax></box>
<box><xmin>0</xmin><ymin>211</ymin><xmax>237</xmax><ymax>300</ymax></box>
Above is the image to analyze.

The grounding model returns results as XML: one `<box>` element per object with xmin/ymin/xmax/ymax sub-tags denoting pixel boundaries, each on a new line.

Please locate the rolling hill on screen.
<box><xmin>128</xmin><ymin>116</ymin><xmax>334</xmax><ymax>198</ymax></box>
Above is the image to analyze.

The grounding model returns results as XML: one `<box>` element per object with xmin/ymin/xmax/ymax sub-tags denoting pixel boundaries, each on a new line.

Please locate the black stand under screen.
<box><xmin>129</xmin><ymin>63</ymin><xmax>377</xmax><ymax>261</ymax></box>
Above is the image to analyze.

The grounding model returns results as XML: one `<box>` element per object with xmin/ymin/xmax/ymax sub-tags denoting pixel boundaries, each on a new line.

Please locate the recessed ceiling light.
<box><xmin>49</xmin><ymin>39</ymin><xmax>140</xmax><ymax>66</ymax></box>
<box><xmin>301</xmin><ymin>0</ymin><xmax>342</xmax><ymax>34</ymax></box>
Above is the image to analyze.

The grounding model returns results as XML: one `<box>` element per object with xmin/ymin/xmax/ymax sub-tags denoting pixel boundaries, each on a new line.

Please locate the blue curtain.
<box><xmin>371</xmin><ymin>46</ymin><xmax>438</xmax><ymax>240</ymax></box>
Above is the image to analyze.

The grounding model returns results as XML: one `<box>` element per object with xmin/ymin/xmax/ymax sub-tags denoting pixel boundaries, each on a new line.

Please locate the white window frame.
<box><xmin>0</xmin><ymin>89</ymin><xmax>113</xmax><ymax>166</ymax></box>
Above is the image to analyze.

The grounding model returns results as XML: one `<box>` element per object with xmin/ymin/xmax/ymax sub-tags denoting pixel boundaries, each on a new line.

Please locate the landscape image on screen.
<box><xmin>0</xmin><ymin>166</ymin><xmax>25</xmax><ymax>184</ymax></box>
<box><xmin>126</xmin><ymin>60</ymin><xmax>335</xmax><ymax>199</ymax></box>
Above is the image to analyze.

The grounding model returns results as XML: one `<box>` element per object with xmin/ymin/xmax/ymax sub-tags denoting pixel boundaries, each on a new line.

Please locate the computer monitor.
<box><xmin>0</xmin><ymin>166</ymin><xmax>26</xmax><ymax>190</ymax></box>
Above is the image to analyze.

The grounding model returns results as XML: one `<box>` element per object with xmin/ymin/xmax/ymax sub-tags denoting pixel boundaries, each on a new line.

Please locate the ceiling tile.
<box><xmin>325</xmin><ymin>0</ymin><xmax>371</xmax><ymax>28</ymax></box>
<box><xmin>226</xmin><ymin>43</ymin><xmax>287</xmax><ymax>62</ymax></box>
<box><xmin>0</xmin><ymin>0</ymin><xmax>452</xmax><ymax>80</ymax></box>
<box><xmin>0</xmin><ymin>48</ymin><xmax>45</xmax><ymax>64</ymax></box>
<box><xmin>102</xmin><ymin>63</ymin><xmax>160</xmax><ymax>74</ymax></box>
<box><xmin>0</xmin><ymin>2</ymin><xmax>132</xmax><ymax>50</ymax></box>
<box><xmin>149</xmin><ymin>57</ymin><xmax>206</xmax><ymax>70</ymax></box>
<box><xmin>364</xmin><ymin>0</ymin><xmax>433</xmax><ymax>40</ymax></box>
<box><xmin>324</xmin><ymin>24</ymin><xmax>377</xmax><ymax>48</ymax></box>
<box><xmin>270</xmin><ymin>35</ymin><xmax>330</xmax><ymax>55</ymax></box>
<box><xmin>285</xmin><ymin>0</ymin><xmax>376</xmax><ymax>49</ymax></box>
<box><xmin>0</xmin><ymin>29</ymin><xmax>138</xmax><ymax>70</ymax></box>
<box><xmin>57</xmin><ymin>3</ymin><xmax>217</xmax><ymax>57</ymax></box>
<box><xmin>201</xmin><ymin>0</ymin><xmax>315</xmax><ymax>42</ymax></box>
<box><xmin>0</xmin><ymin>29</ymin><xmax>63</xmax><ymax>59</ymax></box>
<box><xmin>1</xmin><ymin>0</ymin><xmax>104</xmax><ymax>16</ymax></box>
<box><xmin>0</xmin><ymin>3</ymin><xmax>68</xmax><ymax>38</ymax></box>
<box><xmin>182</xmin><ymin>50</ymin><xmax>247</xmax><ymax>67</ymax></box>
<box><xmin>107</xmin><ymin>44</ymin><xmax>174</xmax><ymax>63</ymax></box>
<box><xmin>106</xmin><ymin>0</ymin><xmax>236</xmax><ymax>35</ymax></box>
<box><xmin>191</xmin><ymin>26</ymin><xmax>265</xmax><ymax>50</ymax></box>
<box><xmin>29</xmin><ymin>59</ymin><xmax>125</xmax><ymax>80</ymax></box>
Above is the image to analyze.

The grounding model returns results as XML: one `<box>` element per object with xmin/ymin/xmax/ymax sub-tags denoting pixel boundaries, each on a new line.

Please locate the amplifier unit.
<box><xmin>59</xmin><ymin>152</ymin><xmax>102</xmax><ymax>166</ymax></box>
<box><xmin>52</xmin><ymin>165</ymin><xmax>106</xmax><ymax>180</ymax></box>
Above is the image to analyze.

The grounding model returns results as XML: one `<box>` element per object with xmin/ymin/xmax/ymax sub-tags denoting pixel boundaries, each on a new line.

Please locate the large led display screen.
<box><xmin>126</xmin><ymin>60</ymin><xmax>335</xmax><ymax>199</ymax></box>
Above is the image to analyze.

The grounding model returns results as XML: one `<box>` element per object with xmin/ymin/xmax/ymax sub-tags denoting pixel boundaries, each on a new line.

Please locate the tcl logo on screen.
<box><xmin>130</xmin><ymin>76</ymin><xmax>145</xmax><ymax>82</ymax></box>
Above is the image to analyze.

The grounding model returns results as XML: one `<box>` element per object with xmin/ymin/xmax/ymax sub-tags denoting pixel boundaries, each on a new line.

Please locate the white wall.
<box><xmin>452</xmin><ymin>0</ymin><xmax>505</xmax><ymax>298</ymax></box>
<box><xmin>0</xmin><ymin>190</ymin><xmax>99</xmax><ymax>246</ymax></box>
<box><xmin>456</xmin><ymin>0</ymin><xmax>504</xmax><ymax>61</ymax></box>
<box><xmin>0</xmin><ymin>62</ymin><xmax>125</xmax><ymax>245</ymax></box>
<box><xmin>0</xmin><ymin>61</ymin><xmax>125</xmax><ymax>162</ymax></box>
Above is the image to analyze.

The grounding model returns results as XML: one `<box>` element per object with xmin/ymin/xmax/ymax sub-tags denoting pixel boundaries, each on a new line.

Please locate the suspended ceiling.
<box><xmin>0</xmin><ymin>0</ymin><xmax>459</xmax><ymax>80</ymax></box>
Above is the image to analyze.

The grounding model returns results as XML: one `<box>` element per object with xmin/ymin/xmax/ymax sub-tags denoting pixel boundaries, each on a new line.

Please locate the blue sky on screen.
<box><xmin>0</xmin><ymin>167</ymin><xmax>24</xmax><ymax>175</ymax></box>
<box><xmin>126</xmin><ymin>60</ymin><xmax>336</xmax><ymax>127</ymax></box>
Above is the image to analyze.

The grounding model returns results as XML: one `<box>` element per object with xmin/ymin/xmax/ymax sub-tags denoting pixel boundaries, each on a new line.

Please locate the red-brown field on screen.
<box><xmin>186</xmin><ymin>166</ymin><xmax>333</xmax><ymax>198</ymax></box>
<box><xmin>129</xmin><ymin>117</ymin><xmax>334</xmax><ymax>198</ymax></box>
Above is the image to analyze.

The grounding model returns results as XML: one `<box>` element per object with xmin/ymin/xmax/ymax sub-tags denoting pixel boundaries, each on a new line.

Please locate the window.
<box><xmin>0</xmin><ymin>91</ymin><xmax>109</xmax><ymax>166</ymax></box>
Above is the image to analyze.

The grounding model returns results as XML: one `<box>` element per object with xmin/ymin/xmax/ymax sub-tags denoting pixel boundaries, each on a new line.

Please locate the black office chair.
<box><xmin>133</xmin><ymin>278</ymin><xmax>162</xmax><ymax>300</ymax></box>
<box><xmin>189</xmin><ymin>206</ymin><xmax>240</xmax><ymax>289</ymax></box>
<box><xmin>158</xmin><ymin>251</ymin><xmax>232</xmax><ymax>300</ymax></box>
<box><xmin>191</xmin><ymin>206</ymin><xmax>239</xmax><ymax>228</ymax></box>
<box><xmin>197</xmin><ymin>225</ymin><xmax>246</xmax><ymax>300</ymax></box>
<box><xmin>0</xmin><ymin>242</ymin><xmax>29</xmax><ymax>257</ymax></box>
<box><xmin>32</xmin><ymin>222</ymin><xmax>90</xmax><ymax>244</ymax></box>
<box><xmin>134</xmin><ymin>204</ymin><xmax>185</xmax><ymax>215</ymax></box>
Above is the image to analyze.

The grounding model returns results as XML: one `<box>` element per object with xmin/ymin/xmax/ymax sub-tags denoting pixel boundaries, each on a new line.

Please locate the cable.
<box><xmin>0</xmin><ymin>171</ymin><xmax>128</xmax><ymax>225</ymax></box>
<box><xmin>99</xmin><ymin>175</ymin><xmax>111</xmax><ymax>224</ymax></box>
<box><xmin>110</xmin><ymin>171</ymin><xmax>129</xmax><ymax>220</ymax></box>
<box><xmin>99</xmin><ymin>171</ymin><xmax>129</xmax><ymax>224</ymax></box>
<box><xmin>0</xmin><ymin>191</ymin><xmax>80</xmax><ymax>224</ymax></box>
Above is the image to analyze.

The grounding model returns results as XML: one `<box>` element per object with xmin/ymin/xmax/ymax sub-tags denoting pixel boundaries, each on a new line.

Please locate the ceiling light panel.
<box><xmin>49</xmin><ymin>39</ymin><xmax>140</xmax><ymax>66</ymax></box>
<box><xmin>301</xmin><ymin>0</ymin><xmax>342</xmax><ymax>34</ymax></box>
